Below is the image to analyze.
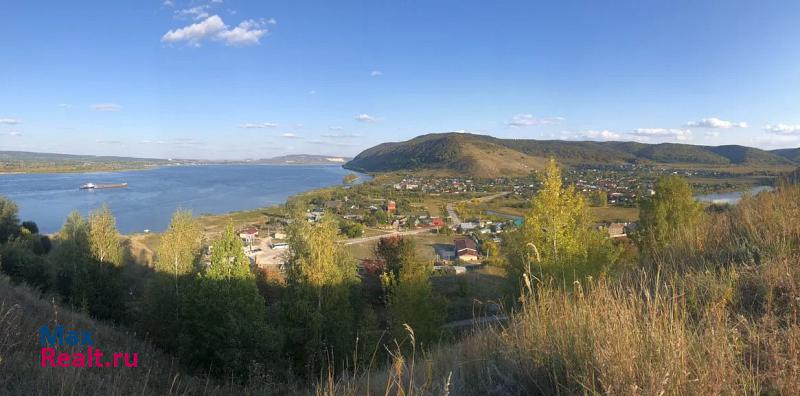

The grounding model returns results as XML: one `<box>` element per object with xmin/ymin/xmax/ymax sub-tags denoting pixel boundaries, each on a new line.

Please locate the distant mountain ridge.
<box><xmin>0</xmin><ymin>151</ymin><xmax>167</xmax><ymax>163</ymax></box>
<box><xmin>344</xmin><ymin>132</ymin><xmax>798</xmax><ymax>177</ymax></box>
<box><xmin>250</xmin><ymin>154</ymin><xmax>350</xmax><ymax>165</ymax></box>
<box><xmin>0</xmin><ymin>151</ymin><xmax>349</xmax><ymax>166</ymax></box>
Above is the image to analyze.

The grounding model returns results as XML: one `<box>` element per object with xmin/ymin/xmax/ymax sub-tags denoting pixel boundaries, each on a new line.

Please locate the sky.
<box><xmin>2</xmin><ymin>0</ymin><xmax>800</xmax><ymax>160</ymax></box>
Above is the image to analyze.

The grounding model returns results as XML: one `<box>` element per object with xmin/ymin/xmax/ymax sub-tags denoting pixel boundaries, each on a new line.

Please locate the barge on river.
<box><xmin>79</xmin><ymin>182</ymin><xmax>128</xmax><ymax>190</ymax></box>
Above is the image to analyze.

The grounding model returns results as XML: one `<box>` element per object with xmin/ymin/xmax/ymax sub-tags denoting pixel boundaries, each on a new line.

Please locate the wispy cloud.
<box><xmin>6</xmin><ymin>131</ymin><xmax>22</xmax><ymax>137</ymax></box>
<box><xmin>765</xmin><ymin>124</ymin><xmax>800</xmax><ymax>135</ymax></box>
<box><xmin>370</xmin><ymin>70</ymin><xmax>383</xmax><ymax>77</ymax></box>
<box><xmin>217</xmin><ymin>19</ymin><xmax>269</xmax><ymax>46</ymax></box>
<box><xmin>328</xmin><ymin>126</ymin><xmax>344</xmax><ymax>131</ymax></box>
<box><xmin>355</xmin><ymin>114</ymin><xmax>377</xmax><ymax>123</ymax></box>
<box><xmin>140</xmin><ymin>138</ymin><xmax>202</xmax><ymax>146</ymax></box>
<box><xmin>578</xmin><ymin>130</ymin><xmax>621</xmax><ymax>141</ymax></box>
<box><xmin>631</xmin><ymin>128</ymin><xmax>692</xmax><ymax>141</ymax></box>
<box><xmin>161</xmin><ymin>15</ymin><xmax>271</xmax><ymax>47</ymax></box>
<box><xmin>238</xmin><ymin>122</ymin><xmax>278</xmax><ymax>129</ymax></box>
<box><xmin>322</xmin><ymin>132</ymin><xmax>361</xmax><ymax>138</ymax></box>
<box><xmin>163</xmin><ymin>0</ymin><xmax>174</xmax><ymax>7</ymax></box>
<box><xmin>704</xmin><ymin>131</ymin><xmax>721</xmax><ymax>138</ymax></box>
<box><xmin>0</xmin><ymin>118</ymin><xmax>22</xmax><ymax>125</ymax></box>
<box><xmin>57</xmin><ymin>103</ymin><xmax>72</xmax><ymax>109</ymax></box>
<box><xmin>175</xmin><ymin>5</ymin><xmax>211</xmax><ymax>21</ymax></box>
<box><xmin>281</xmin><ymin>133</ymin><xmax>300</xmax><ymax>139</ymax></box>
<box><xmin>95</xmin><ymin>139</ymin><xmax>123</xmax><ymax>144</ymax></box>
<box><xmin>685</xmin><ymin>117</ymin><xmax>747</xmax><ymax>129</ymax></box>
<box><xmin>507</xmin><ymin>114</ymin><xmax>564</xmax><ymax>128</ymax></box>
<box><xmin>91</xmin><ymin>103</ymin><xmax>122</xmax><ymax>112</ymax></box>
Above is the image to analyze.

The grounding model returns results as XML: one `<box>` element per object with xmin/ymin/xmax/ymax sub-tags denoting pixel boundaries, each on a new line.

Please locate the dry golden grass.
<box><xmin>315</xmin><ymin>186</ymin><xmax>800</xmax><ymax>395</ymax></box>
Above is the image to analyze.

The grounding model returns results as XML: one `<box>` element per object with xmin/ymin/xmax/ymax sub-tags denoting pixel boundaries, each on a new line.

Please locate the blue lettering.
<box><xmin>40</xmin><ymin>325</ymin><xmax>64</xmax><ymax>347</ymax></box>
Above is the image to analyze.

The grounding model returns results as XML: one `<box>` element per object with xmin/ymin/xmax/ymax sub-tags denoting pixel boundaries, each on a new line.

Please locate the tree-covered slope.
<box><xmin>771</xmin><ymin>147</ymin><xmax>800</xmax><ymax>163</ymax></box>
<box><xmin>345</xmin><ymin>132</ymin><xmax>797</xmax><ymax>176</ymax></box>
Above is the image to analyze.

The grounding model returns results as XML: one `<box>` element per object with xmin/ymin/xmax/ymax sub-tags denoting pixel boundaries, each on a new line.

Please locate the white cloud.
<box><xmin>96</xmin><ymin>139</ymin><xmax>123</xmax><ymax>144</ymax></box>
<box><xmin>685</xmin><ymin>117</ymin><xmax>747</xmax><ymax>129</ymax></box>
<box><xmin>0</xmin><ymin>118</ymin><xmax>22</xmax><ymax>125</ymax></box>
<box><xmin>704</xmin><ymin>131</ymin><xmax>720</xmax><ymax>138</ymax></box>
<box><xmin>57</xmin><ymin>103</ymin><xmax>72</xmax><ymax>109</ymax></box>
<box><xmin>238</xmin><ymin>122</ymin><xmax>278</xmax><ymax>129</ymax></box>
<box><xmin>162</xmin><ymin>15</ymin><xmax>227</xmax><ymax>46</ymax></box>
<box><xmin>163</xmin><ymin>15</ymin><xmax>272</xmax><ymax>47</ymax></box>
<box><xmin>211</xmin><ymin>0</ymin><xmax>223</xmax><ymax>3</ymax></box>
<box><xmin>631</xmin><ymin>128</ymin><xmax>692</xmax><ymax>141</ymax></box>
<box><xmin>328</xmin><ymin>126</ymin><xmax>344</xmax><ymax>131</ymax></box>
<box><xmin>266</xmin><ymin>18</ymin><xmax>277</xmax><ymax>25</ymax></box>
<box><xmin>91</xmin><ymin>103</ymin><xmax>122</xmax><ymax>112</ymax></box>
<box><xmin>323</xmin><ymin>132</ymin><xmax>361</xmax><ymax>138</ymax></box>
<box><xmin>281</xmin><ymin>133</ymin><xmax>300</xmax><ymax>139</ymax></box>
<box><xmin>765</xmin><ymin>124</ymin><xmax>800</xmax><ymax>135</ymax></box>
<box><xmin>139</xmin><ymin>138</ymin><xmax>202</xmax><ymax>146</ymax></box>
<box><xmin>355</xmin><ymin>114</ymin><xmax>377</xmax><ymax>123</ymax></box>
<box><xmin>175</xmin><ymin>5</ymin><xmax>211</xmax><ymax>21</ymax></box>
<box><xmin>163</xmin><ymin>0</ymin><xmax>174</xmax><ymax>7</ymax></box>
<box><xmin>579</xmin><ymin>130</ymin><xmax>621</xmax><ymax>140</ymax></box>
<box><xmin>507</xmin><ymin>114</ymin><xmax>564</xmax><ymax>128</ymax></box>
<box><xmin>7</xmin><ymin>131</ymin><xmax>22</xmax><ymax>136</ymax></box>
<box><xmin>216</xmin><ymin>19</ymin><xmax>268</xmax><ymax>46</ymax></box>
<box><xmin>370</xmin><ymin>70</ymin><xmax>383</xmax><ymax>77</ymax></box>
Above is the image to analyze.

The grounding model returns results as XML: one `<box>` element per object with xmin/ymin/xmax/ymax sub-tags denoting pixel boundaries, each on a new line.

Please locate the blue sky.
<box><xmin>2</xmin><ymin>0</ymin><xmax>800</xmax><ymax>159</ymax></box>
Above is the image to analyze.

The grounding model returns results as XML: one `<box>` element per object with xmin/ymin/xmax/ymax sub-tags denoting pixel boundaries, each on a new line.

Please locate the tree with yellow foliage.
<box><xmin>505</xmin><ymin>158</ymin><xmax>621</xmax><ymax>291</ymax></box>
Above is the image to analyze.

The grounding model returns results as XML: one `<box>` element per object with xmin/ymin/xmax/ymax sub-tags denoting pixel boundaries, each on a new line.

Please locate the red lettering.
<box><xmin>73</xmin><ymin>352</ymin><xmax>86</xmax><ymax>367</ymax></box>
<box><xmin>57</xmin><ymin>353</ymin><xmax>71</xmax><ymax>367</ymax></box>
<box><xmin>113</xmin><ymin>352</ymin><xmax>123</xmax><ymax>367</ymax></box>
<box><xmin>41</xmin><ymin>348</ymin><xmax>56</xmax><ymax>367</ymax></box>
<box><xmin>94</xmin><ymin>349</ymin><xmax>103</xmax><ymax>368</ymax></box>
<box><xmin>124</xmin><ymin>353</ymin><xmax>138</xmax><ymax>368</ymax></box>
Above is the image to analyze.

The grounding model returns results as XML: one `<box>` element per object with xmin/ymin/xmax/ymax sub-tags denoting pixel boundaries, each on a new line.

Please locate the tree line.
<box><xmin>0</xmin><ymin>157</ymin><xmax>709</xmax><ymax>384</ymax></box>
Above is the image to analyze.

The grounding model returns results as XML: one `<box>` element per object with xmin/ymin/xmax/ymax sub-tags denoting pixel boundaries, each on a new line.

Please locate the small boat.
<box><xmin>80</xmin><ymin>182</ymin><xmax>128</xmax><ymax>190</ymax></box>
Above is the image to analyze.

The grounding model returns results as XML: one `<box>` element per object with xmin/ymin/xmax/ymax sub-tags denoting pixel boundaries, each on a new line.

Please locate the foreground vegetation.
<box><xmin>0</xmin><ymin>160</ymin><xmax>798</xmax><ymax>394</ymax></box>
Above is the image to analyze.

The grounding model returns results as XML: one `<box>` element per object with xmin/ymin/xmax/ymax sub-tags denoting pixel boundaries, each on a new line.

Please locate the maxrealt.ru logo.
<box><xmin>40</xmin><ymin>325</ymin><xmax>138</xmax><ymax>368</ymax></box>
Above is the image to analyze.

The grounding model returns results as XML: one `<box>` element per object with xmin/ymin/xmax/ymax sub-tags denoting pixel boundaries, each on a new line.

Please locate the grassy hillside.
<box><xmin>345</xmin><ymin>133</ymin><xmax>797</xmax><ymax>176</ymax></box>
<box><xmin>772</xmin><ymin>147</ymin><xmax>800</xmax><ymax>163</ymax></box>
<box><xmin>343</xmin><ymin>133</ymin><xmax>548</xmax><ymax>177</ymax></box>
<box><xmin>320</xmin><ymin>185</ymin><xmax>800</xmax><ymax>395</ymax></box>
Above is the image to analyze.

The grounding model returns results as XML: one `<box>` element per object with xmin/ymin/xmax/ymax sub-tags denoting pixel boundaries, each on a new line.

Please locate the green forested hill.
<box><xmin>771</xmin><ymin>147</ymin><xmax>800</xmax><ymax>163</ymax></box>
<box><xmin>345</xmin><ymin>132</ymin><xmax>797</xmax><ymax>176</ymax></box>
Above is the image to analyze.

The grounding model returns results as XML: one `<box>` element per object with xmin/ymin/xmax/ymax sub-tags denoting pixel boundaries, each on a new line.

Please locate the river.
<box><xmin>0</xmin><ymin>165</ymin><xmax>362</xmax><ymax>234</ymax></box>
<box><xmin>694</xmin><ymin>185</ymin><xmax>774</xmax><ymax>205</ymax></box>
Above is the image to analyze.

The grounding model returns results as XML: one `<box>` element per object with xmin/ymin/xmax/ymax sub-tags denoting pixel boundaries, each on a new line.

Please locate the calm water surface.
<box><xmin>0</xmin><ymin>165</ymin><xmax>362</xmax><ymax>234</ymax></box>
<box><xmin>694</xmin><ymin>185</ymin><xmax>774</xmax><ymax>205</ymax></box>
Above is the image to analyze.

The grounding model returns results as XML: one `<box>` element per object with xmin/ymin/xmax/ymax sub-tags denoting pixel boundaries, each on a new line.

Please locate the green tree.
<box><xmin>378</xmin><ymin>237</ymin><xmax>445</xmax><ymax>346</ymax></box>
<box><xmin>88</xmin><ymin>204</ymin><xmax>122</xmax><ymax>265</ymax></box>
<box><xmin>179</xmin><ymin>223</ymin><xmax>277</xmax><ymax>376</ymax></box>
<box><xmin>21</xmin><ymin>221</ymin><xmax>39</xmax><ymax>234</ymax></box>
<box><xmin>505</xmin><ymin>158</ymin><xmax>620</xmax><ymax>291</ymax></box>
<box><xmin>51</xmin><ymin>210</ymin><xmax>126</xmax><ymax>321</ymax></box>
<box><xmin>0</xmin><ymin>195</ymin><xmax>20</xmax><ymax>243</ymax></box>
<box><xmin>636</xmin><ymin>175</ymin><xmax>704</xmax><ymax>258</ymax></box>
<box><xmin>589</xmin><ymin>190</ymin><xmax>608</xmax><ymax>207</ymax></box>
<box><xmin>143</xmin><ymin>210</ymin><xmax>203</xmax><ymax>351</ymax></box>
<box><xmin>282</xmin><ymin>213</ymin><xmax>366</xmax><ymax>376</ymax></box>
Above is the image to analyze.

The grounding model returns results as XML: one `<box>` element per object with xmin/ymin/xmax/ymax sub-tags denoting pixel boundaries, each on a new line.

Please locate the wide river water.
<box><xmin>0</xmin><ymin>165</ymin><xmax>361</xmax><ymax>234</ymax></box>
